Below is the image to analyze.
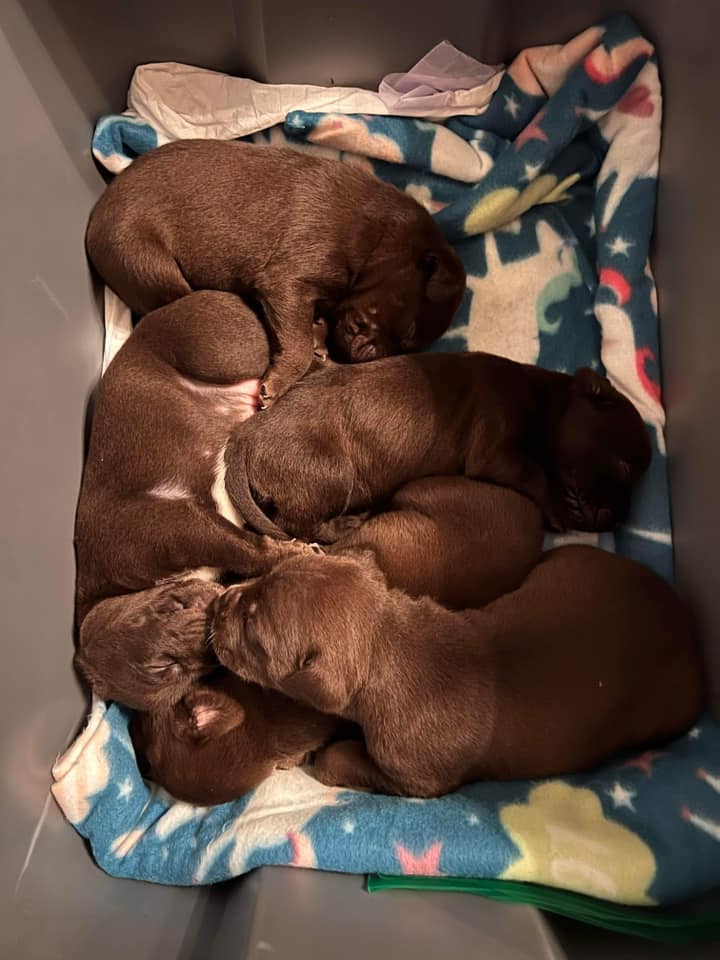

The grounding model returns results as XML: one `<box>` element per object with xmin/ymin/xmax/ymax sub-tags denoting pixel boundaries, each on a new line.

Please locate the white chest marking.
<box><xmin>211</xmin><ymin>441</ymin><xmax>244</xmax><ymax>528</ymax></box>
<box><xmin>147</xmin><ymin>480</ymin><xmax>192</xmax><ymax>501</ymax></box>
<box><xmin>183</xmin><ymin>566</ymin><xmax>223</xmax><ymax>583</ymax></box>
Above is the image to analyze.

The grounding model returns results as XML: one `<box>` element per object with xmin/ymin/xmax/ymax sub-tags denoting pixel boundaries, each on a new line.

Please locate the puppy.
<box><xmin>225</xmin><ymin>353</ymin><xmax>652</xmax><ymax>539</ymax></box>
<box><xmin>329</xmin><ymin>478</ymin><xmax>543</xmax><ymax>609</ymax></box>
<box><xmin>75</xmin><ymin>579</ymin><xmax>223</xmax><ymax>711</ymax></box>
<box><xmin>80</xmin><ymin>480</ymin><xmax>538</xmax><ymax>705</ymax></box>
<box><xmin>86</xmin><ymin>139</ymin><xmax>466</xmax><ymax>405</ymax></box>
<box><xmin>75</xmin><ymin>290</ymin><xmax>313</xmax><ymax>630</ymax></box>
<box><xmin>211</xmin><ymin>548</ymin><xmax>704</xmax><ymax>797</ymax></box>
<box><xmin>130</xmin><ymin>672</ymin><xmax>339</xmax><ymax>805</ymax></box>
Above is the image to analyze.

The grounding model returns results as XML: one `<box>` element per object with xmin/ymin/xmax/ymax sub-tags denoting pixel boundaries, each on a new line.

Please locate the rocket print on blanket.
<box><xmin>60</xmin><ymin>14</ymin><xmax>708</xmax><ymax>899</ymax></box>
<box><xmin>682</xmin><ymin>767</ymin><xmax>720</xmax><ymax>845</ymax></box>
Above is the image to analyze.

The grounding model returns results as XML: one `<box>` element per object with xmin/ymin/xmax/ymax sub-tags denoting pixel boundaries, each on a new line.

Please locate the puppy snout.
<box><xmin>350</xmin><ymin>325</ymin><xmax>392</xmax><ymax>363</ymax></box>
<box><xmin>334</xmin><ymin>312</ymin><xmax>391</xmax><ymax>363</ymax></box>
<box><xmin>352</xmin><ymin>339</ymin><xmax>379</xmax><ymax>362</ymax></box>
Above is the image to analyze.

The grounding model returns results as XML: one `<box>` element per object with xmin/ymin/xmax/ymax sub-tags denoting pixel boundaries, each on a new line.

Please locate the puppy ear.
<box><xmin>419</xmin><ymin>249</ymin><xmax>463</xmax><ymax>305</ymax></box>
<box><xmin>180</xmin><ymin>691</ymin><xmax>245</xmax><ymax>743</ymax></box>
<box><xmin>571</xmin><ymin>366</ymin><xmax>616</xmax><ymax>401</ymax></box>
<box><xmin>284</xmin><ymin>669</ymin><xmax>348</xmax><ymax>717</ymax></box>
<box><xmin>73</xmin><ymin>643</ymin><xmax>110</xmax><ymax>699</ymax></box>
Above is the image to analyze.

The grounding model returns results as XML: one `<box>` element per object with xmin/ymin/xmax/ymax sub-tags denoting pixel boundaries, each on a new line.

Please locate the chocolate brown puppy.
<box><xmin>225</xmin><ymin>353</ymin><xmax>652</xmax><ymax>539</ymax></box>
<box><xmin>76</xmin><ymin>579</ymin><xmax>223</xmax><ymax>711</ymax></box>
<box><xmin>130</xmin><ymin>672</ymin><xmax>339</xmax><ymax>805</ymax></box>
<box><xmin>86</xmin><ymin>139</ymin><xmax>466</xmax><ymax>405</ymax></box>
<box><xmin>330</xmin><ymin>478</ymin><xmax>543</xmax><ymax>609</ymax></box>
<box><xmin>75</xmin><ymin>290</ymin><xmax>312</xmax><ymax>628</ymax></box>
<box><xmin>211</xmin><ymin>548</ymin><xmax>703</xmax><ymax>797</ymax></box>
<box><xmin>84</xmin><ymin>480</ymin><xmax>536</xmax><ymax>709</ymax></box>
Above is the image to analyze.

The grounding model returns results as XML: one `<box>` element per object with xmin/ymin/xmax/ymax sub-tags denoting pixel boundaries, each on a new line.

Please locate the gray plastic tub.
<box><xmin>2</xmin><ymin>1</ymin><xmax>718</xmax><ymax>957</ymax></box>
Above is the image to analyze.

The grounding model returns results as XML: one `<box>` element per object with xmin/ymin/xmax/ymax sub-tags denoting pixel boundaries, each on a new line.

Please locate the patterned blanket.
<box><xmin>53</xmin><ymin>15</ymin><xmax>720</xmax><ymax>903</ymax></box>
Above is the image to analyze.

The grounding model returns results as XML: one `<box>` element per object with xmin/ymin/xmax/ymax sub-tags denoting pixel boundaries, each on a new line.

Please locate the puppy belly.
<box><xmin>181</xmin><ymin>377</ymin><xmax>260</xmax><ymax>529</ymax></box>
<box><xmin>180</xmin><ymin>376</ymin><xmax>261</xmax><ymax>419</ymax></box>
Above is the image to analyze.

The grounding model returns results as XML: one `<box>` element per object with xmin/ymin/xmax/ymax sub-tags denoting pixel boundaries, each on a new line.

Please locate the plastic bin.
<box><xmin>1</xmin><ymin>1</ymin><xmax>718</xmax><ymax>957</ymax></box>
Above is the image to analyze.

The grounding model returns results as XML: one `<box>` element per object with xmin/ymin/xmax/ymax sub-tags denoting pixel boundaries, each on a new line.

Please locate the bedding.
<box><xmin>52</xmin><ymin>15</ymin><xmax>720</xmax><ymax>905</ymax></box>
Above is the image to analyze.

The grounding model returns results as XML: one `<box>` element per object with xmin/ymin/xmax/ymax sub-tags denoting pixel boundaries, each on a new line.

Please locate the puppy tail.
<box><xmin>227</xmin><ymin>443</ymin><xmax>291</xmax><ymax>541</ymax></box>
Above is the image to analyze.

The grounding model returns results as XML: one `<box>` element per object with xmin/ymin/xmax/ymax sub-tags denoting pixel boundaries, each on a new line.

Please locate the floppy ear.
<box><xmin>419</xmin><ymin>249</ymin><xmax>465</xmax><ymax>305</ymax></box>
<box><xmin>284</xmin><ymin>667</ymin><xmax>348</xmax><ymax>716</ymax></box>
<box><xmin>181</xmin><ymin>691</ymin><xmax>245</xmax><ymax>743</ymax></box>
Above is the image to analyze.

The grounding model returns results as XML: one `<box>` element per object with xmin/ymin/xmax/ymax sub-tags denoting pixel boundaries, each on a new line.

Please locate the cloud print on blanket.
<box><xmin>53</xmin><ymin>702</ymin><xmax>720</xmax><ymax>903</ymax></box>
<box><xmin>56</xmin><ymin>15</ymin><xmax>718</xmax><ymax>901</ymax></box>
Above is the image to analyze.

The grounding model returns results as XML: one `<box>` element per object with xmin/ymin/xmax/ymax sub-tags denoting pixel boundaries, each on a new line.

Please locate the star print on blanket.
<box><xmin>53</xmin><ymin>703</ymin><xmax>720</xmax><ymax>903</ymax></box>
<box><xmin>54</xmin><ymin>15</ymin><xmax>718</xmax><ymax>903</ymax></box>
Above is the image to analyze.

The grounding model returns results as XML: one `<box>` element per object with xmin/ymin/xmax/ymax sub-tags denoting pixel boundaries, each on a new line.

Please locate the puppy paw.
<box><xmin>277</xmin><ymin>749</ymin><xmax>314</xmax><ymax>771</ymax></box>
<box><xmin>313</xmin><ymin>746</ymin><xmax>345</xmax><ymax>787</ymax></box>
<box><xmin>282</xmin><ymin>538</ymin><xmax>325</xmax><ymax>558</ymax></box>
<box><xmin>313</xmin><ymin>318</ymin><xmax>330</xmax><ymax>362</ymax></box>
<box><xmin>313</xmin><ymin>740</ymin><xmax>396</xmax><ymax>793</ymax></box>
<box><xmin>314</xmin><ymin>513</ymin><xmax>371</xmax><ymax>544</ymax></box>
<box><xmin>258</xmin><ymin>381</ymin><xmax>276</xmax><ymax>410</ymax></box>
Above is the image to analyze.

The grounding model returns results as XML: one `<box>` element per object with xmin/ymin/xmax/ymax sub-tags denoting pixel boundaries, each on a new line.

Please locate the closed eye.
<box><xmin>295</xmin><ymin>650</ymin><xmax>318</xmax><ymax>673</ymax></box>
<box><xmin>145</xmin><ymin>657</ymin><xmax>181</xmax><ymax>677</ymax></box>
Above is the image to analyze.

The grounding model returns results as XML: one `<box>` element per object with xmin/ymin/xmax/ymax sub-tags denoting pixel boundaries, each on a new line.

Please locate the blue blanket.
<box><xmin>52</xmin><ymin>14</ymin><xmax>720</xmax><ymax>903</ymax></box>
<box><xmin>54</xmin><ymin>702</ymin><xmax>720</xmax><ymax>904</ymax></box>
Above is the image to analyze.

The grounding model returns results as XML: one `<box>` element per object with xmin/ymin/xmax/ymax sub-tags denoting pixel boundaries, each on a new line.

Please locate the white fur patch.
<box><xmin>181</xmin><ymin>377</ymin><xmax>259</xmax><ymax>408</ymax></box>
<box><xmin>211</xmin><ymin>442</ymin><xmax>244</xmax><ymax>528</ymax></box>
<box><xmin>148</xmin><ymin>480</ymin><xmax>192</xmax><ymax>501</ymax></box>
<box><xmin>193</xmin><ymin>704</ymin><xmax>221</xmax><ymax>730</ymax></box>
<box><xmin>184</xmin><ymin>566</ymin><xmax>222</xmax><ymax>583</ymax></box>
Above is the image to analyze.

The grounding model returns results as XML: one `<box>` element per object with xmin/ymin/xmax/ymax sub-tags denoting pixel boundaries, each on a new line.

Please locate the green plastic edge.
<box><xmin>366</xmin><ymin>876</ymin><xmax>720</xmax><ymax>944</ymax></box>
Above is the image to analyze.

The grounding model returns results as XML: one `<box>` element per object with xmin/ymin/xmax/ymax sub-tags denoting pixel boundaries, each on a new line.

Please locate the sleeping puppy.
<box><xmin>329</xmin><ymin>478</ymin><xmax>543</xmax><ymax>609</ymax></box>
<box><xmin>75</xmin><ymin>580</ymin><xmax>223</xmax><ymax>711</ymax></box>
<box><xmin>77</xmin><ymin>480</ymin><xmax>538</xmax><ymax>708</ymax></box>
<box><xmin>130</xmin><ymin>672</ymin><xmax>339</xmax><ymax>806</ymax></box>
<box><xmin>75</xmin><ymin>290</ymin><xmax>314</xmax><ymax>630</ymax></box>
<box><xmin>210</xmin><ymin>548</ymin><xmax>704</xmax><ymax>798</ymax></box>
<box><xmin>86</xmin><ymin>139</ymin><xmax>466</xmax><ymax>405</ymax></box>
<box><xmin>225</xmin><ymin>352</ymin><xmax>652</xmax><ymax>539</ymax></box>
<box><xmin>76</xmin><ymin>578</ymin><xmax>339</xmax><ymax>804</ymax></box>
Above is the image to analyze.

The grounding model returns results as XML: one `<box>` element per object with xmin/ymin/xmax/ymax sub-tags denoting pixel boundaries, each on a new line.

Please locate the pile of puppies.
<box><xmin>75</xmin><ymin>139</ymin><xmax>704</xmax><ymax>805</ymax></box>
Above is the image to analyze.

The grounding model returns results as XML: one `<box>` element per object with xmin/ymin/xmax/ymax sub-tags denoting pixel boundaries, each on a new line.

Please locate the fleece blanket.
<box><xmin>53</xmin><ymin>15</ymin><xmax>720</xmax><ymax>902</ymax></box>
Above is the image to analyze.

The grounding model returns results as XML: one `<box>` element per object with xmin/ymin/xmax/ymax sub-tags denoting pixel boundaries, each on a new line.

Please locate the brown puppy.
<box><xmin>75</xmin><ymin>290</ymin><xmax>313</xmax><ymax>629</ymax></box>
<box><xmin>330</xmin><ymin>478</ymin><xmax>543</xmax><ymax>609</ymax></box>
<box><xmin>75</xmin><ymin>579</ymin><xmax>223</xmax><ymax>711</ymax></box>
<box><xmin>225</xmin><ymin>352</ymin><xmax>652</xmax><ymax>539</ymax></box>
<box><xmin>130</xmin><ymin>672</ymin><xmax>339</xmax><ymax>805</ymax></box>
<box><xmin>211</xmin><ymin>548</ymin><xmax>704</xmax><ymax>798</ymax></box>
<box><xmin>78</xmin><ymin>480</ymin><xmax>539</xmax><ymax>708</ymax></box>
<box><xmin>86</xmin><ymin>139</ymin><xmax>466</xmax><ymax>405</ymax></box>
